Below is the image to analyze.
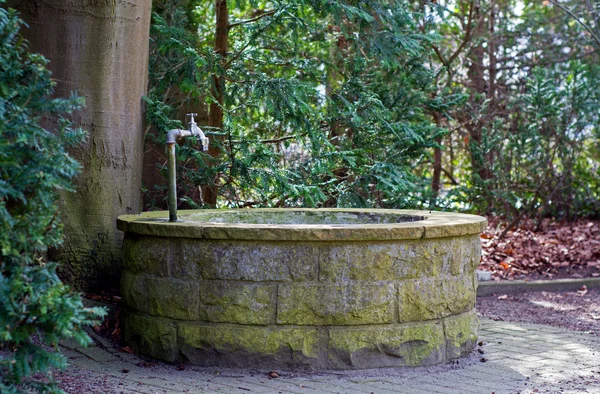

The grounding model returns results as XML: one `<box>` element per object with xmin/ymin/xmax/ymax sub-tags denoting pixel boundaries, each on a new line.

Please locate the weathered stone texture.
<box><xmin>444</xmin><ymin>309</ymin><xmax>479</xmax><ymax>359</ymax></box>
<box><xmin>328</xmin><ymin>322</ymin><xmax>446</xmax><ymax>368</ymax></box>
<box><xmin>180</xmin><ymin>241</ymin><xmax>319</xmax><ymax>281</ymax></box>
<box><xmin>123</xmin><ymin>312</ymin><xmax>178</xmax><ymax>363</ymax></box>
<box><xmin>146</xmin><ymin>277</ymin><xmax>199</xmax><ymax>320</ymax></box>
<box><xmin>398</xmin><ymin>275</ymin><xmax>475</xmax><ymax>322</ymax></box>
<box><xmin>198</xmin><ymin>281</ymin><xmax>276</xmax><ymax>325</ymax></box>
<box><xmin>119</xmin><ymin>209</ymin><xmax>485</xmax><ymax>369</ymax></box>
<box><xmin>120</xmin><ymin>271</ymin><xmax>147</xmax><ymax>312</ymax></box>
<box><xmin>277</xmin><ymin>283</ymin><xmax>395</xmax><ymax>325</ymax></box>
<box><xmin>122</xmin><ymin>235</ymin><xmax>170</xmax><ymax>276</ymax></box>
<box><xmin>178</xmin><ymin>323</ymin><xmax>321</xmax><ymax>368</ymax></box>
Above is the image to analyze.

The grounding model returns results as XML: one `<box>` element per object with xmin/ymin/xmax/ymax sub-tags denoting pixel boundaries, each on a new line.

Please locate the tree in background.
<box><xmin>144</xmin><ymin>0</ymin><xmax>599</xmax><ymax>222</ymax></box>
<box><xmin>145</xmin><ymin>0</ymin><xmax>461</xmax><ymax>209</ymax></box>
<box><xmin>0</xmin><ymin>6</ymin><xmax>104</xmax><ymax>392</ymax></box>
<box><xmin>9</xmin><ymin>0</ymin><xmax>152</xmax><ymax>291</ymax></box>
<box><xmin>428</xmin><ymin>0</ymin><xmax>600</xmax><ymax>223</ymax></box>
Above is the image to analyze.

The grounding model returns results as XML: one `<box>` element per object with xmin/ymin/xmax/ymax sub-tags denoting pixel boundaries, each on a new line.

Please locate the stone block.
<box><xmin>178</xmin><ymin>323</ymin><xmax>321</xmax><ymax>368</ymax></box>
<box><xmin>171</xmin><ymin>238</ymin><xmax>203</xmax><ymax>279</ymax></box>
<box><xmin>123</xmin><ymin>312</ymin><xmax>178</xmax><ymax>363</ymax></box>
<box><xmin>328</xmin><ymin>322</ymin><xmax>446</xmax><ymax>368</ymax></box>
<box><xmin>318</xmin><ymin>240</ymin><xmax>448</xmax><ymax>282</ymax></box>
<box><xmin>442</xmin><ymin>275</ymin><xmax>476</xmax><ymax>315</ymax></box>
<box><xmin>120</xmin><ymin>271</ymin><xmax>147</xmax><ymax>312</ymax></box>
<box><xmin>398</xmin><ymin>275</ymin><xmax>475</xmax><ymax>322</ymax></box>
<box><xmin>277</xmin><ymin>283</ymin><xmax>395</xmax><ymax>325</ymax></box>
<box><xmin>146</xmin><ymin>277</ymin><xmax>199</xmax><ymax>320</ymax></box>
<box><xmin>443</xmin><ymin>309</ymin><xmax>479</xmax><ymax>359</ymax></box>
<box><xmin>198</xmin><ymin>281</ymin><xmax>276</xmax><ymax>325</ymax></box>
<box><xmin>181</xmin><ymin>240</ymin><xmax>318</xmax><ymax>281</ymax></box>
<box><xmin>122</xmin><ymin>234</ymin><xmax>170</xmax><ymax>276</ymax></box>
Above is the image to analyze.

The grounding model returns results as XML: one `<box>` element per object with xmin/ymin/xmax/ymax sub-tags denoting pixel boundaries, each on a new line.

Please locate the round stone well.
<box><xmin>117</xmin><ymin>209</ymin><xmax>486</xmax><ymax>370</ymax></box>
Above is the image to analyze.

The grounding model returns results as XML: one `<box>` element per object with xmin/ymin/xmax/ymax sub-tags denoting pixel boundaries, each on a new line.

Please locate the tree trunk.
<box><xmin>431</xmin><ymin>112</ymin><xmax>443</xmax><ymax>206</ymax></box>
<box><xmin>10</xmin><ymin>0</ymin><xmax>152</xmax><ymax>291</ymax></box>
<box><xmin>204</xmin><ymin>0</ymin><xmax>229</xmax><ymax>206</ymax></box>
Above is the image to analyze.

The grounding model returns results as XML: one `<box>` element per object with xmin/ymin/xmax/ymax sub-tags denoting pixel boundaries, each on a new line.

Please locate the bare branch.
<box><xmin>548</xmin><ymin>0</ymin><xmax>600</xmax><ymax>48</ymax></box>
<box><xmin>228</xmin><ymin>10</ymin><xmax>276</xmax><ymax>29</ymax></box>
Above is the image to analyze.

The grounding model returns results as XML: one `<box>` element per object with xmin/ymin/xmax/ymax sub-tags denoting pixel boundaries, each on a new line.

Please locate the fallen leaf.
<box><xmin>121</xmin><ymin>346</ymin><xmax>134</xmax><ymax>354</ymax></box>
<box><xmin>499</xmin><ymin>262</ymin><xmax>510</xmax><ymax>270</ymax></box>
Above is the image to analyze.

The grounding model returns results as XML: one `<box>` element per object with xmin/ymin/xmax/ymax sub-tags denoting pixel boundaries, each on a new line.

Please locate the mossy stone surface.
<box><xmin>398</xmin><ymin>275</ymin><xmax>475</xmax><ymax>322</ymax></box>
<box><xmin>120</xmin><ymin>271</ymin><xmax>147</xmax><ymax>312</ymax></box>
<box><xmin>277</xmin><ymin>283</ymin><xmax>395</xmax><ymax>325</ymax></box>
<box><xmin>122</xmin><ymin>234</ymin><xmax>170</xmax><ymax>276</ymax></box>
<box><xmin>198</xmin><ymin>281</ymin><xmax>276</xmax><ymax>325</ymax></box>
<box><xmin>123</xmin><ymin>312</ymin><xmax>178</xmax><ymax>363</ymax></box>
<box><xmin>146</xmin><ymin>277</ymin><xmax>199</xmax><ymax>320</ymax></box>
<box><xmin>178</xmin><ymin>323</ymin><xmax>321</xmax><ymax>368</ymax></box>
<box><xmin>180</xmin><ymin>240</ymin><xmax>319</xmax><ymax>281</ymax></box>
<box><xmin>117</xmin><ymin>209</ymin><xmax>487</xmax><ymax>241</ymax></box>
<box><xmin>328</xmin><ymin>322</ymin><xmax>446</xmax><ymax>368</ymax></box>
<box><xmin>443</xmin><ymin>309</ymin><xmax>479</xmax><ymax>359</ymax></box>
<box><xmin>118</xmin><ymin>209</ymin><xmax>485</xmax><ymax>369</ymax></box>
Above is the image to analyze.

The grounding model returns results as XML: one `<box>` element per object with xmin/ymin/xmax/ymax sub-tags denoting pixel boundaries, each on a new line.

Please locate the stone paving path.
<box><xmin>61</xmin><ymin>318</ymin><xmax>600</xmax><ymax>394</ymax></box>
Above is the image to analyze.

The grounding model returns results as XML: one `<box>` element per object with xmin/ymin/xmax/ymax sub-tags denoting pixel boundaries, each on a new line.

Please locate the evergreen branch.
<box><xmin>225</xmin><ymin>9</ymin><xmax>284</xmax><ymax>68</ymax></box>
<box><xmin>229</xmin><ymin>10</ymin><xmax>276</xmax><ymax>29</ymax></box>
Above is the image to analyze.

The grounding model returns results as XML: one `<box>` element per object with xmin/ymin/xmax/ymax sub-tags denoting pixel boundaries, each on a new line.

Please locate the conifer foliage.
<box><xmin>0</xmin><ymin>5</ymin><xmax>104</xmax><ymax>393</ymax></box>
<box><xmin>145</xmin><ymin>0</ymin><xmax>459</xmax><ymax>209</ymax></box>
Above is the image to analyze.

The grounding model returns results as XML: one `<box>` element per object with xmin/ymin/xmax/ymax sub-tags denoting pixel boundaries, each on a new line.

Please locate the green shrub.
<box><xmin>0</xmin><ymin>5</ymin><xmax>104</xmax><ymax>393</ymax></box>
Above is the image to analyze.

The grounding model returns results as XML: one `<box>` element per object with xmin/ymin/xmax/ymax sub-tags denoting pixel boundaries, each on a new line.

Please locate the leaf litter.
<box><xmin>479</xmin><ymin>217</ymin><xmax>600</xmax><ymax>281</ymax></box>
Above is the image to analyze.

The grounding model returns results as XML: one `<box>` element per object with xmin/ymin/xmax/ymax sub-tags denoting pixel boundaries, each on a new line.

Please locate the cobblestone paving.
<box><xmin>61</xmin><ymin>318</ymin><xmax>600</xmax><ymax>394</ymax></box>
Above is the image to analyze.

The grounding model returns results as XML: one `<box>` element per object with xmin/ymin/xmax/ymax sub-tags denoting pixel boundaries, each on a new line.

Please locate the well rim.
<box><xmin>117</xmin><ymin>209</ymin><xmax>487</xmax><ymax>241</ymax></box>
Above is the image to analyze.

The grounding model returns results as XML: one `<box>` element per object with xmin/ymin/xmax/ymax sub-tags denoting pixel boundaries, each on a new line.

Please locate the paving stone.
<box><xmin>58</xmin><ymin>317</ymin><xmax>600</xmax><ymax>394</ymax></box>
<box><xmin>75</xmin><ymin>346</ymin><xmax>121</xmax><ymax>363</ymax></box>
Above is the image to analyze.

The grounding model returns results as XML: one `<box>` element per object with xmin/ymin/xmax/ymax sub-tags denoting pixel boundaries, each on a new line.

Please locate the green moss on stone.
<box><xmin>122</xmin><ymin>234</ymin><xmax>170</xmax><ymax>276</ymax></box>
<box><xmin>146</xmin><ymin>277</ymin><xmax>199</xmax><ymax>320</ymax></box>
<box><xmin>442</xmin><ymin>275</ymin><xmax>476</xmax><ymax>314</ymax></box>
<box><xmin>180</xmin><ymin>240</ymin><xmax>319</xmax><ymax>281</ymax></box>
<box><xmin>123</xmin><ymin>312</ymin><xmax>178</xmax><ymax>363</ymax></box>
<box><xmin>328</xmin><ymin>322</ymin><xmax>445</xmax><ymax>368</ymax></box>
<box><xmin>277</xmin><ymin>283</ymin><xmax>395</xmax><ymax>325</ymax></box>
<box><xmin>178</xmin><ymin>323</ymin><xmax>320</xmax><ymax>366</ymax></box>
<box><xmin>398</xmin><ymin>275</ymin><xmax>476</xmax><ymax>322</ymax></box>
<box><xmin>443</xmin><ymin>309</ymin><xmax>479</xmax><ymax>359</ymax></box>
<box><xmin>120</xmin><ymin>271</ymin><xmax>147</xmax><ymax>312</ymax></box>
<box><xmin>198</xmin><ymin>281</ymin><xmax>276</xmax><ymax>324</ymax></box>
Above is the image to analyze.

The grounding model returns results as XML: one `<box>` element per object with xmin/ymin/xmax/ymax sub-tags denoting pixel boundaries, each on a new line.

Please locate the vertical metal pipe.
<box><xmin>167</xmin><ymin>142</ymin><xmax>178</xmax><ymax>222</ymax></box>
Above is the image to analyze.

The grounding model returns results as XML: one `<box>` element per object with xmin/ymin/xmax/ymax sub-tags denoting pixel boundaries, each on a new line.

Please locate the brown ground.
<box><xmin>479</xmin><ymin>217</ymin><xmax>600</xmax><ymax>281</ymax></box>
<box><xmin>477</xmin><ymin>287</ymin><xmax>600</xmax><ymax>335</ymax></box>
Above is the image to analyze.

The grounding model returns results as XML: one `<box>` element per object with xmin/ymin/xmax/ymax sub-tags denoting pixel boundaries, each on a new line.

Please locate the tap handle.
<box><xmin>186</xmin><ymin>113</ymin><xmax>198</xmax><ymax>124</ymax></box>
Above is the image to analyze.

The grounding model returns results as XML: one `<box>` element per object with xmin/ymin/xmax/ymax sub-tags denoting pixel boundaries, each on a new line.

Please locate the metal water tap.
<box><xmin>166</xmin><ymin>113</ymin><xmax>210</xmax><ymax>221</ymax></box>
<box><xmin>187</xmin><ymin>113</ymin><xmax>209</xmax><ymax>151</ymax></box>
<box><xmin>166</xmin><ymin>113</ymin><xmax>209</xmax><ymax>151</ymax></box>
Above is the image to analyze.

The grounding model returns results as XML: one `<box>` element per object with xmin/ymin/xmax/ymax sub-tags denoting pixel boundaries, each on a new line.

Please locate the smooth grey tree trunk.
<box><xmin>9</xmin><ymin>0</ymin><xmax>152</xmax><ymax>290</ymax></box>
